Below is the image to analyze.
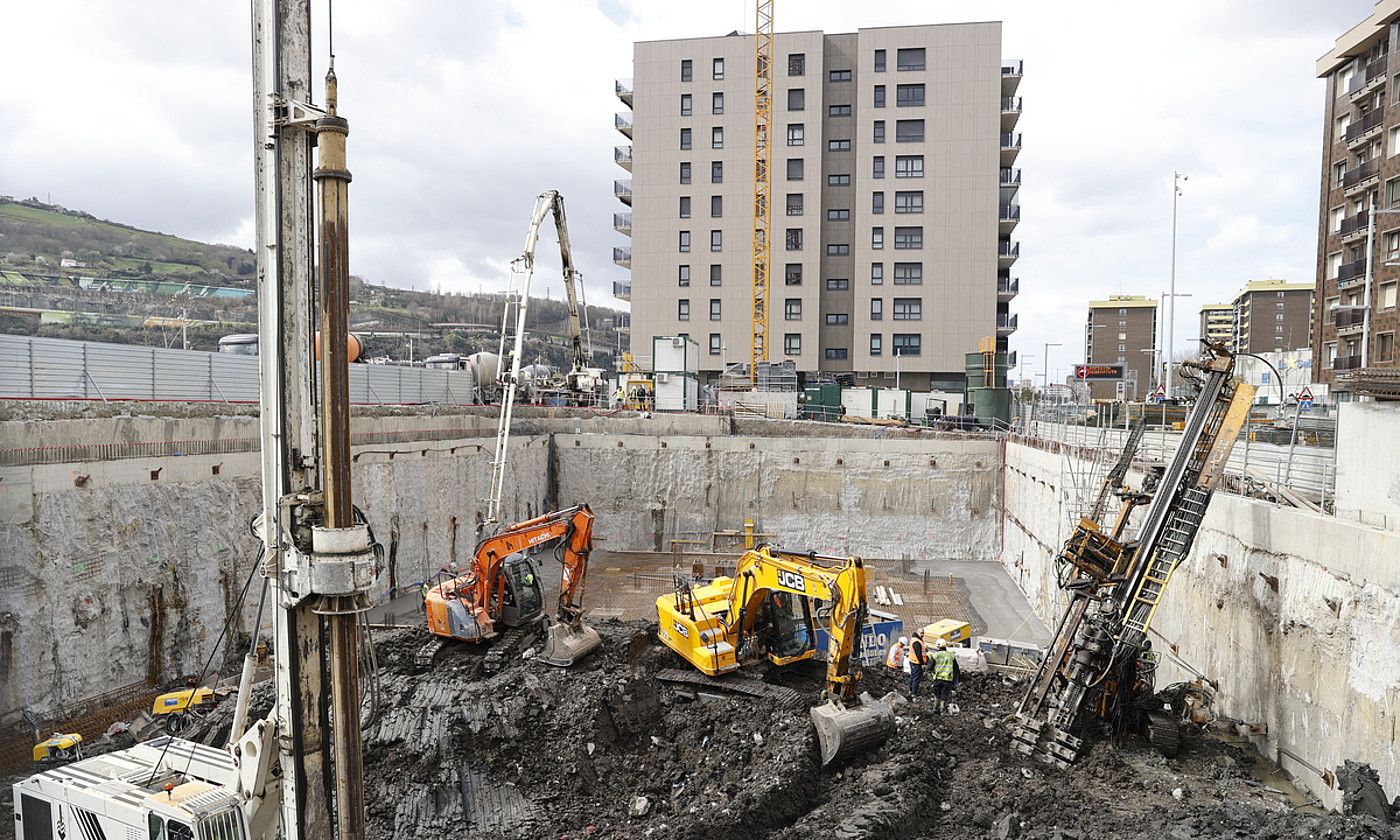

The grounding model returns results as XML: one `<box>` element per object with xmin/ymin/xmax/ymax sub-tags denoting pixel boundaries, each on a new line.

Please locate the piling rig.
<box><xmin>1012</xmin><ymin>343</ymin><xmax>1255</xmax><ymax>767</ymax></box>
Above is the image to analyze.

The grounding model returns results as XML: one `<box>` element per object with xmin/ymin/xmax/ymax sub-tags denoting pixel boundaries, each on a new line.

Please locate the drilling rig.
<box><xmin>1012</xmin><ymin>343</ymin><xmax>1255</xmax><ymax>767</ymax></box>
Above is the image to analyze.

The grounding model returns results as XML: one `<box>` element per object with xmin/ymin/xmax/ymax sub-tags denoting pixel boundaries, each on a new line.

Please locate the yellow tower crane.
<box><xmin>750</xmin><ymin>0</ymin><xmax>774</xmax><ymax>386</ymax></box>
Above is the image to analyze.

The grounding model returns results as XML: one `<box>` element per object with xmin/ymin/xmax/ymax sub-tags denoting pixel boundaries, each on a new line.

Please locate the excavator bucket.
<box><xmin>538</xmin><ymin>619</ymin><xmax>602</xmax><ymax>667</ymax></box>
<box><xmin>810</xmin><ymin>693</ymin><xmax>896</xmax><ymax>766</ymax></box>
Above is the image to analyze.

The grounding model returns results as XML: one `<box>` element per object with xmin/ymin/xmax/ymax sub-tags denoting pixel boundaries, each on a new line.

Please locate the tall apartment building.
<box><xmin>613</xmin><ymin>23</ymin><xmax>1022</xmax><ymax>391</ymax></box>
<box><xmin>1232</xmin><ymin>279</ymin><xmax>1313</xmax><ymax>354</ymax></box>
<box><xmin>1084</xmin><ymin>295</ymin><xmax>1157</xmax><ymax>401</ymax></box>
<box><xmin>1315</xmin><ymin>7</ymin><xmax>1400</xmax><ymax>388</ymax></box>
<box><xmin>1199</xmin><ymin>303</ymin><xmax>1235</xmax><ymax>348</ymax></box>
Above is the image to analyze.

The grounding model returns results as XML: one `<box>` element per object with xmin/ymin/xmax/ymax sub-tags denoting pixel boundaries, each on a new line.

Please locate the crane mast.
<box><xmin>749</xmin><ymin>0</ymin><xmax>773</xmax><ymax>386</ymax></box>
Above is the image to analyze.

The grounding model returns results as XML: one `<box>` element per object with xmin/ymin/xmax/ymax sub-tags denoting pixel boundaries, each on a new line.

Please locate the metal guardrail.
<box><xmin>0</xmin><ymin>334</ymin><xmax>477</xmax><ymax>405</ymax></box>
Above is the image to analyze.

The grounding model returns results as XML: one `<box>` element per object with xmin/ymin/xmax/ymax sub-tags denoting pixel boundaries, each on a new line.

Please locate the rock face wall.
<box><xmin>1000</xmin><ymin>438</ymin><xmax>1400</xmax><ymax>809</ymax></box>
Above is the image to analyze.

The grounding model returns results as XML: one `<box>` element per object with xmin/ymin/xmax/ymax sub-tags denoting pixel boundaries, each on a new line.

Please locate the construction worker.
<box><xmin>885</xmin><ymin>636</ymin><xmax>908</xmax><ymax>672</ymax></box>
<box><xmin>419</xmin><ymin>578</ymin><xmax>431</xmax><ymax>614</ymax></box>
<box><xmin>930</xmin><ymin>638</ymin><xmax>959</xmax><ymax>713</ymax></box>
<box><xmin>907</xmin><ymin>630</ymin><xmax>928</xmax><ymax>698</ymax></box>
<box><xmin>613</xmin><ymin>386</ymin><xmax>624</xmax><ymax>408</ymax></box>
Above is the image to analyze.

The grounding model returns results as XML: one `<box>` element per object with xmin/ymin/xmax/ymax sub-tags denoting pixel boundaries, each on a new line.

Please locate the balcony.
<box><xmin>997</xmin><ymin>275</ymin><xmax>1020</xmax><ymax>301</ymax></box>
<box><xmin>1344</xmin><ymin>107</ymin><xmax>1385</xmax><ymax>148</ymax></box>
<box><xmin>613</xmin><ymin>280</ymin><xmax>631</xmax><ymax>302</ymax></box>
<box><xmin>614</xmin><ymin>144</ymin><xmax>632</xmax><ymax>172</ymax></box>
<box><xmin>615</xmin><ymin>112</ymin><xmax>632</xmax><ymax>138</ymax></box>
<box><xmin>996</xmin><ymin>312</ymin><xmax>1019</xmax><ymax>335</ymax></box>
<box><xmin>999</xmin><ymin>202</ymin><xmax>1021</xmax><ymax>234</ymax></box>
<box><xmin>613</xmin><ymin>212</ymin><xmax>631</xmax><ymax>236</ymax></box>
<box><xmin>612</xmin><ymin>246</ymin><xmax>631</xmax><ymax>269</ymax></box>
<box><xmin>1333</xmin><ymin>305</ymin><xmax>1367</xmax><ymax>335</ymax></box>
<box><xmin>1332</xmin><ymin>354</ymin><xmax>1362</xmax><ymax>371</ymax></box>
<box><xmin>1002</xmin><ymin>60</ymin><xmax>1023</xmax><ymax>96</ymax></box>
<box><xmin>1339</xmin><ymin>209</ymin><xmax>1370</xmax><ymax>242</ymax></box>
<box><xmin>998</xmin><ymin>240</ymin><xmax>1020</xmax><ymax>267</ymax></box>
<box><xmin>1001</xmin><ymin>133</ymin><xmax>1022</xmax><ymax>168</ymax></box>
<box><xmin>615</xmin><ymin>78</ymin><xmax>633</xmax><ymax>107</ymax></box>
<box><xmin>1348</xmin><ymin>55</ymin><xmax>1388</xmax><ymax>100</ymax></box>
<box><xmin>1337</xmin><ymin>257</ymin><xmax>1367</xmax><ymax>287</ymax></box>
<box><xmin>1000</xmin><ymin>167</ymin><xmax>1021</xmax><ymax>188</ymax></box>
<box><xmin>1001</xmin><ymin>96</ymin><xmax>1022</xmax><ymax>130</ymax></box>
<box><xmin>1343</xmin><ymin>159</ymin><xmax>1379</xmax><ymax>196</ymax></box>
<box><xmin>613</xmin><ymin>179</ymin><xmax>632</xmax><ymax>205</ymax></box>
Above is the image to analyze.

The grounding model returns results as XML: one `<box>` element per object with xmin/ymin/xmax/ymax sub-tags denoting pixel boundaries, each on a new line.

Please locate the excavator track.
<box><xmin>1146</xmin><ymin>711</ymin><xmax>1182</xmax><ymax>758</ymax></box>
<box><xmin>414</xmin><ymin>636</ymin><xmax>448</xmax><ymax>669</ymax></box>
<box><xmin>484</xmin><ymin>623</ymin><xmax>544</xmax><ymax>674</ymax></box>
<box><xmin>655</xmin><ymin>668</ymin><xmax>806</xmax><ymax>708</ymax></box>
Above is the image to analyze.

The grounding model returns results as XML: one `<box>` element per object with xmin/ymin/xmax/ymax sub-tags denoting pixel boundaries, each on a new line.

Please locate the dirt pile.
<box><xmin>360</xmin><ymin>621</ymin><xmax>1396</xmax><ymax>840</ymax></box>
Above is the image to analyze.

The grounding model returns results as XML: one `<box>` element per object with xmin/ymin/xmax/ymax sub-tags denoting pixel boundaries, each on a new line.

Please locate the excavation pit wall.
<box><xmin>0</xmin><ymin>405</ymin><xmax>1002</xmax><ymax>731</ymax></box>
<box><xmin>1000</xmin><ymin>436</ymin><xmax>1400</xmax><ymax>810</ymax></box>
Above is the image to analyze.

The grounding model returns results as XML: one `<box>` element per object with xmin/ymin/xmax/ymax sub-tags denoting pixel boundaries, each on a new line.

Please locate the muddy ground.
<box><xmin>358</xmin><ymin>621</ymin><xmax>1395</xmax><ymax>840</ymax></box>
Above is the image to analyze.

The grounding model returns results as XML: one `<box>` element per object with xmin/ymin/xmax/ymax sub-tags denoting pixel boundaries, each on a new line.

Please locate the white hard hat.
<box><xmin>935</xmin><ymin>639</ymin><xmax>948</xmax><ymax>649</ymax></box>
<box><xmin>898</xmin><ymin>636</ymin><xmax>909</xmax><ymax>645</ymax></box>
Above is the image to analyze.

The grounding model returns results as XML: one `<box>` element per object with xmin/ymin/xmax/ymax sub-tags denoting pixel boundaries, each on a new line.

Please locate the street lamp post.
<box><xmin>1042</xmin><ymin>341</ymin><xmax>1062</xmax><ymax>399</ymax></box>
<box><xmin>1168</xmin><ymin>171</ymin><xmax>1187</xmax><ymax>395</ymax></box>
<box><xmin>1160</xmin><ymin>289</ymin><xmax>1192</xmax><ymax>396</ymax></box>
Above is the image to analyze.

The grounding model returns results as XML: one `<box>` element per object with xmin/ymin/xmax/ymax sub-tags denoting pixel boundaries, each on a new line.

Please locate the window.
<box><xmin>829</xmin><ymin>104</ymin><xmax>851</xmax><ymax>116</ymax></box>
<box><xmin>873</xmin><ymin>156</ymin><xmax>886</xmax><ymax>178</ymax></box>
<box><xmin>1379</xmin><ymin>332</ymin><xmax>1396</xmax><ymax>362</ymax></box>
<box><xmin>786</xmin><ymin>228</ymin><xmax>803</xmax><ymax>250</ymax></box>
<box><xmin>678</xmin><ymin>231</ymin><xmax>691</xmax><ymax>252</ymax></box>
<box><xmin>1276</xmin><ymin>313</ymin><xmax>1285</xmax><ymax>321</ymax></box>
<box><xmin>826</xmin><ymin>278</ymin><xmax>850</xmax><ymax>290</ymax></box>
<box><xmin>680</xmin><ymin>128</ymin><xmax>692</xmax><ymax>150</ymax></box>
<box><xmin>709</xmin><ymin>333</ymin><xmax>722</xmax><ymax>355</ymax></box>
<box><xmin>711</xmin><ymin>127</ymin><xmax>724</xmax><ymax>148</ymax></box>
<box><xmin>713</xmin><ymin>58</ymin><xmax>725</xmax><ymax>80</ymax></box>
<box><xmin>1328</xmin><ymin>252</ymin><xmax>1342</xmax><ymax>278</ymax></box>
<box><xmin>678</xmin><ymin>299</ymin><xmax>690</xmax><ymax>320</ymax></box>
<box><xmin>872</xmin><ymin>191</ymin><xmax>885</xmax><ymax>214</ymax></box>
<box><xmin>894</xmin><ymin>155</ymin><xmax>924</xmax><ymax>178</ymax></box>
<box><xmin>873</xmin><ymin>120</ymin><xmax>886</xmax><ymax>143</ymax></box>
<box><xmin>892</xmin><ymin>333</ymin><xmax>921</xmax><ymax>356</ymax></box>
<box><xmin>1331</xmin><ymin>206</ymin><xmax>1345</xmax><ymax>232</ymax></box>
<box><xmin>681</xmin><ymin>59</ymin><xmax>693</xmax><ymax>82</ymax></box>
<box><xmin>895</xmin><ymin>119</ymin><xmax>925</xmax><ymax>142</ymax></box>
<box><xmin>784</xmin><ymin>298</ymin><xmax>802</xmax><ymax>320</ymax></box>
<box><xmin>710</xmin><ymin>230</ymin><xmax>722</xmax><ymax>251</ymax></box>
<box><xmin>788</xmin><ymin>89</ymin><xmax>805</xmax><ymax>111</ymax></box>
<box><xmin>787</xmin><ymin>123</ymin><xmax>805</xmax><ymax>145</ymax></box>
<box><xmin>874</xmin><ymin>85</ymin><xmax>886</xmax><ymax>107</ymax></box>
<box><xmin>710</xmin><ymin>299</ymin><xmax>722</xmax><ymax>320</ymax></box>
<box><xmin>1381</xmin><ymin>281</ymin><xmax>1397</xmax><ymax>309</ymax></box>
<box><xmin>827</xmin><ymin>243</ymin><xmax>850</xmax><ymax>255</ymax></box>
<box><xmin>711</xmin><ymin>195</ymin><xmax>723</xmax><ymax>217</ymax></box>
<box><xmin>870</xmin><ymin>298</ymin><xmax>883</xmax><ymax>320</ymax></box>
<box><xmin>785</xmin><ymin>334</ymin><xmax>802</xmax><ymax>355</ymax></box>
<box><xmin>1117</xmin><ymin>343</ymin><xmax>1126</xmax><ymax>352</ymax></box>
<box><xmin>710</xmin><ymin>264</ymin><xmax>722</xmax><ymax>286</ymax></box>
<box><xmin>827</xmin><ymin>208</ymin><xmax>850</xmax><ymax>220</ymax></box>
<box><xmin>896</xmin><ymin>84</ymin><xmax>925</xmax><ymax>107</ymax></box>
<box><xmin>1334</xmin><ymin>161</ymin><xmax>1346</xmax><ymax>185</ymax></box>
<box><xmin>1390</xmin><ymin>126</ymin><xmax>1400</xmax><ymax>157</ymax></box>
<box><xmin>892</xmin><ymin>298</ymin><xmax>922</xmax><ymax>320</ymax></box>
<box><xmin>713</xmin><ymin>92</ymin><xmax>724</xmax><ymax>114</ymax></box>
<box><xmin>786</xmin><ymin>194</ymin><xmax>803</xmax><ymax>216</ymax></box>
<box><xmin>871</xmin><ymin>263</ymin><xmax>884</xmax><ymax>284</ymax></box>
<box><xmin>711</xmin><ymin>161</ymin><xmax>723</xmax><ymax>183</ymax></box>
<box><xmin>787</xmin><ymin>158</ymin><xmax>804</xmax><ymax>180</ymax></box>
<box><xmin>678</xmin><ymin>265</ymin><xmax>690</xmax><ymax>286</ymax></box>
<box><xmin>874</xmin><ymin>49</ymin><xmax>886</xmax><ymax>73</ymax></box>
<box><xmin>870</xmin><ymin>333</ymin><xmax>883</xmax><ymax>355</ymax></box>
<box><xmin>893</xmin><ymin>262</ymin><xmax>922</xmax><ymax>284</ymax></box>
<box><xmin>825</xmin><ymin>348</ymin><xmax>849</xmax><ymax>360</ymax></box>
<box><xmin>679</xmin><ymin>196</ymin><xmax>691</xmax><ymax>218</ymax></box>
<box><xmin>789</xmin><ymin>53</ymin><xmax>806</xmax><ymax>76</ymax></box>
<box><xmin>871</xmin><ymin>227</ymin><xmax>884</xmax><ymax>249</ymax></box>
<box><xmin>829</xmin><ymin>69</ymin><xmax>852</xmax><ymax>82</ymax></box>
<box><xmin>785</xmin><ymin>263</ymin><xmax>803</xmax><ymax>285</ymax></box>
<box><xmin>896</xmin><ymin>48</ymin><xmax>926</xmax><ymax>71</ymax></box>
<box><xmin>893</xmin><ymin>226</ymin><xmax>923</xmax><ymax>249</ymax></box>
<box><xmin>829</xmin><ymin>139</ymin><xmax>852</xmax><ymax>151</ymax></box>
<box><xmin>1382</xmin><ymin>230</ymin><xmax>1396</xmax><ymax>257</ymax></box>
<box><xmin>681</xmin><ymin>94</ymin><xmax>692</xmax><ymax>116</ymax></box>
<box><xmin>828</xmin><ymin>174</ymin><xmax>851</xmax><ymax>186</ymax></box>
<box><xmin>680</xmin><ymin>162</ymin><xmax>692</xmax><ymax>184</ymax></box>
<box><xmin>894</xmin><ymin>191</ymin><xmax>923</xmax><ymax>214</ymax></box>
<box><xmin>826</xmin><ymin>313</ymin><xmax>849</xmax><ymax>325</ymax></box>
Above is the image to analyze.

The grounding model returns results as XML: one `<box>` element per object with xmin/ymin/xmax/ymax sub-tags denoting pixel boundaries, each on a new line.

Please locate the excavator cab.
<box><xmin>760</xmin><ymin>592</ymin><xmax>817</xmax><ymax>663</ymax></box>
<box><xmin>496</xmin><ymin>553</ymin><xmax>544</xmax><ymax>627</ymax></box>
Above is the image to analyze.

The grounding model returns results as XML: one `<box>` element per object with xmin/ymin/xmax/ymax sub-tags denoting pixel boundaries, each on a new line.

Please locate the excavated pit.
<box><xmin>351</xmin><ymin>622</ymin><xmax>1392</xmax><ymax>840</ymax></box>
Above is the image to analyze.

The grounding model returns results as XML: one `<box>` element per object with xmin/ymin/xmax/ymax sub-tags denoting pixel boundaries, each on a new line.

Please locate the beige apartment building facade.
<box><xmin>1085</xmin><ymin>295</ymin><xmax>1157</xmax><ymax>401</ymax></box>
<box><xmin>614</xmin><ymin>23</ymin><xmax>1021</xmax><ymax>390</ymax></box>
<box><xmin>1199</xmin><ymin>303</ymin><xmax>1235</xmax><ymax>348</ymax></box>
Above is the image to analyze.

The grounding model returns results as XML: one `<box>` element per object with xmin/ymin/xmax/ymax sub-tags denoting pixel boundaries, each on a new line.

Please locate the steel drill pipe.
<box><xmin>312</xmin><ymin>67</ymin><xmax>365</xmax><ymax>840</ymax></box>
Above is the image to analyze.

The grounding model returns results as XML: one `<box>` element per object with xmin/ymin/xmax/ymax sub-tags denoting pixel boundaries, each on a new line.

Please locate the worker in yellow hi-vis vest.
<box><xmin>930</xmin><ymin>638</ymin><xmax>960</xmax><ymax>713</ymax></box>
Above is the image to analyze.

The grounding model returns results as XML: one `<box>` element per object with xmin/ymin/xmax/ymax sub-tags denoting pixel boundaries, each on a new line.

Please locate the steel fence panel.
<box><xmin>210</xmin><ymin>353</ymin><xmax>260</xmax><ymax>401</ymax></box>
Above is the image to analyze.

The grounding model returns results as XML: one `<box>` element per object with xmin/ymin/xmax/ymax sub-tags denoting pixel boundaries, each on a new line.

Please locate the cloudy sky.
<box><xmin>0</xmin><ymin>0</ymin><xmax>1374</xmax><ymax>377</ymax></box>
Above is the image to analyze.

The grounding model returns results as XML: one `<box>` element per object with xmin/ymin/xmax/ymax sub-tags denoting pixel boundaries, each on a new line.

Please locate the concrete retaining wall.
<box><xmin>1001</xmin><ymin>438</ymin><xmax>1400</xmax><ymax>809</ymax></box>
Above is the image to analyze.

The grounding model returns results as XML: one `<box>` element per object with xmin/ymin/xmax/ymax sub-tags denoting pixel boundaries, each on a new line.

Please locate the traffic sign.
<box><xmin>1074</xmin><ymin>364</ymin><xmax>1124</xmax><ymax>380</ymax></box>
<box><xmin>1298</xmin><ymin>385</ymin><xmax>1315</xmax><ymax>411</ymax></box>
<box><xmin>1150</xmin><ymin>384</ymin><xmax>1166</xmax><ymax>403</ymax></box>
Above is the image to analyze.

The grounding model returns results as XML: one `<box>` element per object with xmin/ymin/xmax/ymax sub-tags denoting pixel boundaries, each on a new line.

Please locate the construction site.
<box><xmin>3</xmin><ymin>2</ymin><xmax>1400</xmax><ymax>840</ymax></box>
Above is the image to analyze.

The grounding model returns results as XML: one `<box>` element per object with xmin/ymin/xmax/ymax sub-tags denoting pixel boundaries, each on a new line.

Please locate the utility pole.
<box><xmin>1167</xmin><ymin>172</ymin><xmax>1187</xmax><ymax>395</ymax></box>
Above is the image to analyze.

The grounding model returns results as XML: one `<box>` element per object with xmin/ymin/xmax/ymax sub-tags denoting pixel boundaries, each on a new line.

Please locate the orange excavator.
<box><xmin>424</xmin><ymin>504</ymin><xmax>602</xmax><ymax>666</ymax></box>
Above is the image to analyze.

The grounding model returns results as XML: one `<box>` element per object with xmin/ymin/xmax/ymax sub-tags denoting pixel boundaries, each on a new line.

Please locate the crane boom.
<box><xmin>750</xmin><ymin>0</ymin><xmax>774</xmax><ymax>386</ymax></box>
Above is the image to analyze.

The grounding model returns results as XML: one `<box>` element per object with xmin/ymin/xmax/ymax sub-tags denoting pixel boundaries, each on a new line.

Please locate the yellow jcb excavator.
<box><xmin>656</xmin><ymin>544</ymin><xmax>896</xmax><ymax>765</ymax></box>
